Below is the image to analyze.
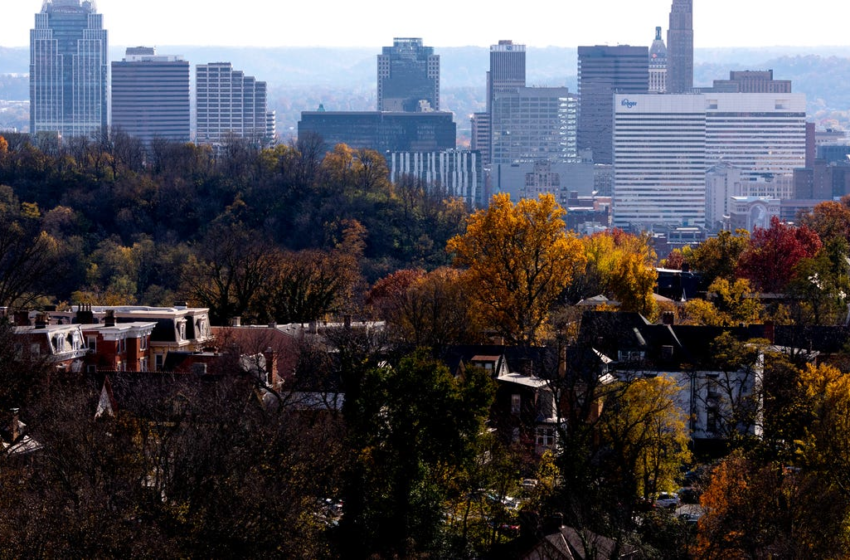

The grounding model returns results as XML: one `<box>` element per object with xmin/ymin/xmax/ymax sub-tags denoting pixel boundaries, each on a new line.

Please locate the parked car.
<box><xmin>655</xmin><ymin>492</ymin><xmax>680</xmax><ymax>509</ymax></box>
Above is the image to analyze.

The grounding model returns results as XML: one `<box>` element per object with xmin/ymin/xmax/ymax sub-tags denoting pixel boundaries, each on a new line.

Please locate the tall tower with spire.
<box><xmin>649</xmin><ymin>27</ymin><xmax>667</xmax><ymax>93</ymax></box>
<box><xmin>667</xmin><ymin>0</ymin><xmax>693</xmax><ymax>94</ymax></box>
<box><xmin>30</xmin><ymin>0</ymin><xmax>108</xmax><ymax>138</ymax></box>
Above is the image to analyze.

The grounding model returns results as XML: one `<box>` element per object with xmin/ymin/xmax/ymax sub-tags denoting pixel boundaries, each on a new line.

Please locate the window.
<box><xmin>155</xmin><ymin>354</ymin><xmax>164</xmax><ymax>371</ymax></box>
<box><xmin>511</xmin><ymin>394</ymin><xmax>521</xmax><ymax>415</ymax></box>
<box><xmin>87</xmin><ymin>336</ymin><xmax>97</xmax><ymax>352</ymax></box>
<box><xmin>140</xmin><ymin>358</ymin><xmax>148</xmax><ymax>372</ymax></box>
<box><xmin>30</xmin><ymin>343</ymin><xmax>41</xmax><ymax>357</ymax></box>
<box><xmin>536</xmin><ymin>427</ymin><xmax>556</xmax><ymax>449</ymax></box>
<box><xmin>140</xmin><ymin>336</ymin><xmax>148</xmax><ymax>351</ymax></box>
<box><xmin>706</xmin><ymin>407</ymin><xmax>719</xmax><ymax>434</ymax></box>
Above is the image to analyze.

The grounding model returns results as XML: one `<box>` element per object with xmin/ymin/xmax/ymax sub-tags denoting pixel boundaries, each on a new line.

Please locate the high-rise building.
<box><xmin>667</xmin><ymin>0</ymin><xmax>694</xmax><ymax>94</ymax></box>
<box><xmin>491</xmin><ymin>87</ymin><xmax>578</xmax><ymax>165</ymax></box>
<box><xmin>111</xmin><ymin>47</ymin><xmax>190</xmax><ymax>145</ymax></box>
<box><xmin>613</xmin><ymin>95</ymin><xmax>707</xmax><ymax>230</ymax></box>
<box><xmin>613</xmin><ymin>93</ymin><xmax>807</xmax><ymax>231</ymax></box>
<box><xmin>577</xmin><ymin>46</ymin><xmax>649</xmax><ymax>165</ymax></box>
<box><xmin>377</xmin><ymin>38</ymin><xmax>440</xmax><ymax>112</ymax></box>
<box><xmin>478</xmin><ymin>40</ymin><xmax>527</xmax><ymax>166</ymax></box>
<box><xmin>649</xmin><ymin>27</ymin><xmax>667</xmax><ymax>94</ymax></box>
<box><xmin>196</xmin><ymin>63</ymin><xmax>275</xmax><ymax>146</ymax></box>
<box><xmin>487</xmin><ymin>41</ymin><xmax>526</xmax><ymax>113</ymax></box>
<box><xmin>30</xmin><ymin>0</ymin><xmax>108</xmax><ymax>138</ymax></box>
<box><xmin>297</xmin><ymin>111</ymin><xmax>456</xmax><ymax>153</ymax></box>
<box><xmin>470</xmin><ymin>112</ymin><xmax>491</xmax><ymax>164</ymax></box>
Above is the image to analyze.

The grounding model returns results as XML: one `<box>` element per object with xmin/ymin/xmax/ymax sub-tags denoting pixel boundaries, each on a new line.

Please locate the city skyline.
<box><xmin>2</xmin><ymin>1</ymin><xmax>850</xmax><ymax>49</ymax></box>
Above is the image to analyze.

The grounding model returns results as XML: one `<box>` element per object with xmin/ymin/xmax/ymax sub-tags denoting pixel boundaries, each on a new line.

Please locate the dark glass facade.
<box><xmin>577</xmin><ymin>45</ymin><xmax>649</xmax><ymax>165</ymax></box>
<box><xmin>297</xmin><ymin>112</ymin><xmax>456</xmax><ymax>153</ymax></box>
<box><xmin>377</xmin><ymin>38</ymin><xmax>440</xmax><ymax>112</ymax></box>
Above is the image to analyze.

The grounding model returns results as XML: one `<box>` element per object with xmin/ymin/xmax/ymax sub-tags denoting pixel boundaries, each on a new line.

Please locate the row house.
<box><xmin>16</xmin><ymin>304</ymin><xmax>213</xmax><ymax>373</ymax></box>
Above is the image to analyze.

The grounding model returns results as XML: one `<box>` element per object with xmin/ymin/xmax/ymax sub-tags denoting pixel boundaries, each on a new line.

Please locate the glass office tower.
<box><xmin>30</xmin><ymin>0</ymin><xmax>108</xmax><ymax>138</ymax></box>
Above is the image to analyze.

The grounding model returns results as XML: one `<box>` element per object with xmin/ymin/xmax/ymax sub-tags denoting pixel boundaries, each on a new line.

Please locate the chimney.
<box><xmin>309</xmin><ymin>321</ymin><xmax>318</xmax><ymax>334</ymax></box>
<box><xmin>268</xmin><ymin>322</ymin><xmax>277</xmax><ymax>330</ymax></box>
<box><xmin>174</xmin><ymin>302</ymin><xmax>188</xmax><ymax>310</ymax></box>
<box><xmin>681</xmin><ymin>262</ymin><xmax>691</xmax><ymax>273</ymax></box>
<box><xmin>764</xmin><ymin>320</ymin><xmax>775</xmax><ymax>344</ymax></box>
<box><xmin>662</xmin><ymin>311</ymin><xmax>675</xmax><ymax>325</ymax></box>
<box><xmin>76</xmin><ymin>303</ymin><xmax>95</xmax><ymax>325</ymax></box>
<box><xmin>35</xmin><ymin>313</ymin><xmax>50</xmax><ymax>329</ymax></box>
<box><xmin>14</xmin><ymin>311</ymin><xmax>31</xmax><ymax>327</ymax></box>
<box><xmin>104</xmin><ymin>310</ymin><xmax>116</xmax><ymax>328</ymax></box>
<box><xmin>543</xmin><ymin>513</ymin><xmax>564</xmax><ymax>534</ymax></box>
<box><xmin>231</xmin><ymin>316</ymin><xmax>241</xmax><ymax>327</ymax></box>
<box><xmin>263</xmin><ymin>347</ymin><xmax>279</xmax><ymax>387</ymax></box>
<box><xmin>9</xmin><ymin>408</ymin><xmax>20</xmax><ymax>443</ymax></box>
<box><xmin>344</xmin><ymin>315</ymin><xmax>352</xmax><ymax>329</ymax></box>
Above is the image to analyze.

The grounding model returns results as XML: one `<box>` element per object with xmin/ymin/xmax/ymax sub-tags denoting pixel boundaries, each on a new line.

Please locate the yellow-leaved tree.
<box><xmin>447</xmin><ymin>193</ymin><xmax>585</xmax><ymax>345</ymax></box>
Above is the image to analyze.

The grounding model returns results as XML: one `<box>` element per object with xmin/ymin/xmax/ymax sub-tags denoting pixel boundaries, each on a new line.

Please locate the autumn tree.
<box><xmin>737</xmin><ymin>216</ymin><xmax>822</xmax><ymax>293</ymax></box>
<box><xmin>800</xmin><ymin>198</ymin><xmax>850</xmax><ymax>244</ymax></box>
<box><xmin>683</xmin><ymin>278</ymin><xmax>761</xmax><ymax>327</ymax></box>
<box><xmin>689</xmin><ymin>229</ymin><xmax>749</xmax><ymax>288</ymax></box>
<box><xmin>599</xmin><ymin>376</ymin><xmax>692</xmax><ymax>501</ymax></box>
<box><xmin>448</xmin><ymin>193</ymin><xmax>585</xmax><ymax>345</ymax></box>
<box><xmin>569</xmin><ymin>230</ymin><xmax>657</xmax><ymax>318</ymax></box>
<box><xmin>369</xmin><ymin>267</ymin><xmax>485</xmax><ymax>349</ymax></box>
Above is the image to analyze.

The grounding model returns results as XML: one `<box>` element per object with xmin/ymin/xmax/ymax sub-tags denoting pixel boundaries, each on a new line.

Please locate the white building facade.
<box><xmin>613</xmin><ymin>95</ymin><xmax>707</xmax><ymax>230</ymax></box>
<box><xmin>388</xmin><ymin>150</ymin><xmax>482</xmax><ymax>207</ymax></box>
<box><xmin>614</xmin><ymin>93</ymin><xmax>807</xmax><ymax>231</ymax></box>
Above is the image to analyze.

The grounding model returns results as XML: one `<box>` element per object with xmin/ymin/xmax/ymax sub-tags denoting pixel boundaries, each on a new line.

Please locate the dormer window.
<box><xmin>618</xmin><ymin>350</ymin><xmax>645</xmax><ymax>362</ymax></box>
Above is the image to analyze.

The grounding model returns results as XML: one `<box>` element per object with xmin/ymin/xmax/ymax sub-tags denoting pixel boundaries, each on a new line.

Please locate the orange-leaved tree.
<box><xmin>447</xmin><ymin>193</ymin><xmax>585</xmax><ymax>345</ymax></box>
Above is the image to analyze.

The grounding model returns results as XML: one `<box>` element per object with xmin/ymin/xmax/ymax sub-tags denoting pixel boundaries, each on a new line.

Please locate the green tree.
<box><xmin>339</xmin><ymin>350</ymin><xmax>495</xmax><ymax>559</ymax></box>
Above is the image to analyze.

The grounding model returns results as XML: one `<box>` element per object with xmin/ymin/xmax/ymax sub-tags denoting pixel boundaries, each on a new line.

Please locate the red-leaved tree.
<box><xmin>737</xmin><ymin>216</ymin><xmax>822</xmax><ymax>293</ymax></box>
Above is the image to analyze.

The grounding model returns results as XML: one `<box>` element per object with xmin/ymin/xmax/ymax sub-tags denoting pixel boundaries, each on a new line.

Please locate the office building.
<box><xmin>476</xmin><ymin>40</ymin><xmax>528</xmax><ymax>166</ymax></box>
<box><xmin>493</xmin><ymin>162</ymin><xmax>595</xmax><ymax>203</ymax></box>
<box><xmin>667</xmin><ymin>0</ymin><xmax>694</xmax><ymax>94</ymax></box>
<box><xmin>196</xmin><ymin>63</ymin><xmax>275</xmax><ymax>146</ymax></box>
<box><xmin>701</xmin><ymin>70</ymin><xmax>792</xmax><ymax>94</ymax></box>
<box><xmin>111</xmin><ymin>47</ymin><xmax>190</xmax><ymax>145</ymax></box>
<box><xmin>577</xmin><ymin>46</ymin><xmax>649</xmax><ymax>164</ymax></box>
<box><xmin>491</xmin><ymin>87</ymin><xmax>578</xmax><ymax>165</ymax></box>
<box><xmin>488</xmin><ymin>41</ymin><xmax>526</xmax><ymax>112</ymax></box>
<box><xmin>30</xmin><ymin>0</ymin><xmax>108</xmax><ymax>138</ymax></box>
<box><xmin>705</xmin><ymin>163</ymin><xmax>742</xmax><ymax>231</ymax></box>
<box><xmin>377</xmin><ymin>38</ymin><xmax>440</xmax><ymax>112</ymax></box>
<box><xmin>470</xmin><ymin>112</ymin><xmax>491</xmax><ymax>164</ymax></box>
<box><xmin>388</xmin><ymin>150</ymin><xmax>482</xmax><ymax>207</ymax></box>
<box><xmin>613</xmin><ymin>93</ymin><xmax>807</xmax><ymax>231</ymax></box>
<box><xmin>613</xmin><ymin>94</ymin><xmax>706</xmax><ymax>230</ymax></box>
<box><xmin>297</xmin><ymin>111</ymin><xmax>456</xmax><ymax>153</ymax></box>
<box><xmin>704</xmin><ymin>93</ymin><xmax>807</xmax><ymax>182</ymax></box>
<box><xmin>649</xmin><ymin>27</ymin><xmax>667</xmax><ymax>94</ymax></box>
<box><xmin>727</xmin><ymin>197</ymin><xmax>781</xmax><ymax>232</ymax></box>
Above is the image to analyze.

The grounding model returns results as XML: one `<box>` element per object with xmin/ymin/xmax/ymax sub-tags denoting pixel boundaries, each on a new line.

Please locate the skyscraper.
<box><xmin>649</xmin><ymin>27</ymin><xmax>667</xmax><ymax>94</ymax></box>
<box><xmin>667</xmin><ymin>0</ymin><xmax>694</xmax><ymax>94</ymax></box>
<box><xmin>30</xmin><ymin>0</ymin><xmax>108</xmax><ymax>138</ymax></box>
<box><xmin>577</xmin><ymin>45</ymin><xmax>649</xmax><ymax>165</ymax></box>
<box><xmin>112</xmin><ymin>48</ymin><xmax>190</xmax><ymax>145</ymax></box>
<box><xmin>377</xmin><ymin>38</ymin><xmax>440</xmax><ymax>112</ymax></box>
<box><xmin>487</xmin><ymin>41</ymin><xmax>526</xmax><ymax>113</ymax></box>
<box><xmin>196</xmin><ymin>63</ymin><xmax>275</xmax><ymax>146</ymax></box>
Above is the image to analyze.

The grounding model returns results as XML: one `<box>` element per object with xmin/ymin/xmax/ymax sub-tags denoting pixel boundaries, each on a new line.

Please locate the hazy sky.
<box><xmin>1</xmin><ymin>0</ymin><xmax>849</xmax><ymax>49</ymax></box>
